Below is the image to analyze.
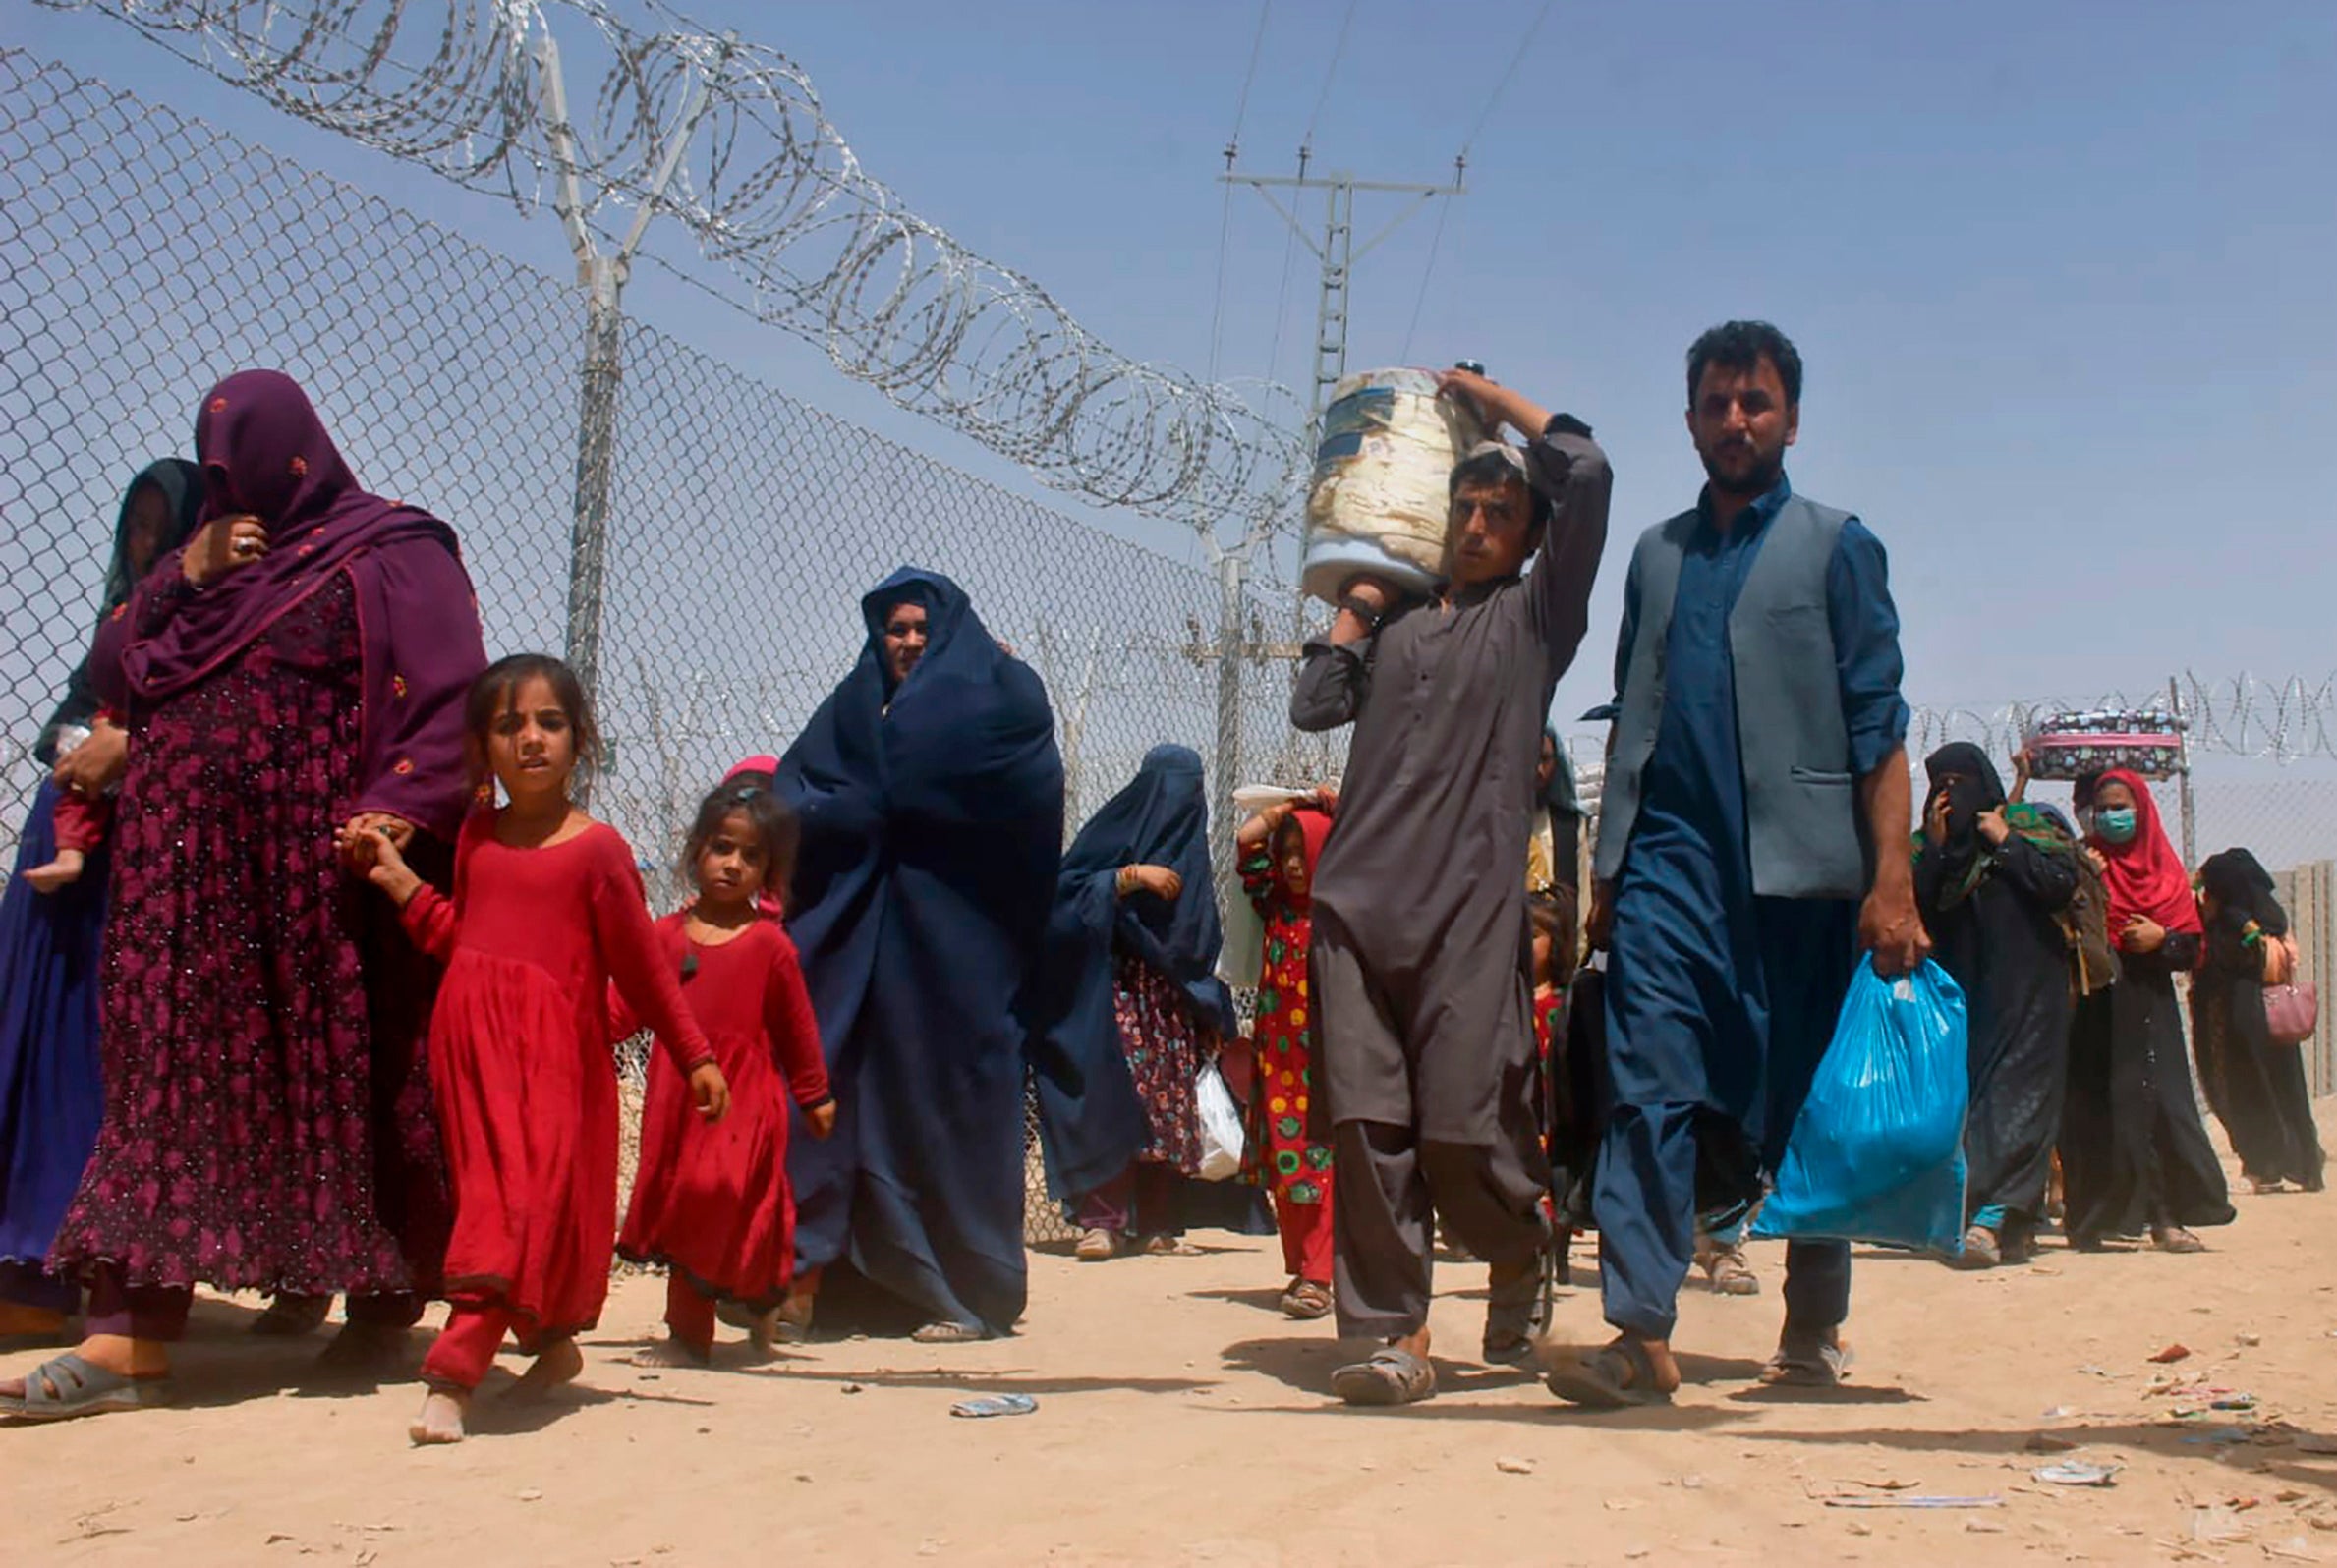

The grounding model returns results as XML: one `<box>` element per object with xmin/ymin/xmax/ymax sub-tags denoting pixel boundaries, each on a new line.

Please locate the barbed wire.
<box><xmin>1904</xmin><ymin>673</ymin><xmax>2337</xmax><ymax>766</ymax></box>
<box><xmin>37</xmin><ymin>0</ymin><xmax>1306</xmax><ymax>532</ymax></box>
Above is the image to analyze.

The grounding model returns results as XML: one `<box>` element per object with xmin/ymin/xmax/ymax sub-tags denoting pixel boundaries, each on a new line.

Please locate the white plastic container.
<box><xmin>1299</xmin><ymin>367</ymin><xmax>1484</xmax><ymax>604</ymax></box>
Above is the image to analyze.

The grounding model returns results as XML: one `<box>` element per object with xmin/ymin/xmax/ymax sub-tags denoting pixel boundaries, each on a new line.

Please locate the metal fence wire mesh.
<box><xmin>7</xmin><ymin>50</ymin><xmax>2335</xmax><ymax>1256</ymax></box>
<box><xmin>0</xmin><ymin>51</ymin><xmax>1332</xmax><ymax>1248</ymax></box>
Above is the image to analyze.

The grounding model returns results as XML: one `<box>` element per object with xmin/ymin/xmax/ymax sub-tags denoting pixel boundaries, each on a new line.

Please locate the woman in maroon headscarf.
<box><xmin>2058</xmin><ymin>770</ymin><xmax>2233</xmax><ymax>1255</ymax></box>
<box><xmin>5</xmin><ymin>370</ymin><xmax>486</xmax><ymax>1418</ymax></box>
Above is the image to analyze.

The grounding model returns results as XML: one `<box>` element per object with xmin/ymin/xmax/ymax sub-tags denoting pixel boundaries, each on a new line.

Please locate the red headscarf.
<box><xmin>2086</xmin><ymin>768</ymin><xmax>2200</xmax><ymax>940</ymax></box>
<box><xmin>725</xmin><ymin>753</ymin><xmax>780</xmax><ymax>781</ymax></box>
<box><xmin>1273</xmin><ymin>803</ymin><xmax>1335</xmax><ymax>910</ymax></box>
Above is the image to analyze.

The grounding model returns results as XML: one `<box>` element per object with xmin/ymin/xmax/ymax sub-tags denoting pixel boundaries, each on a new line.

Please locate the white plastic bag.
<box><xmin>1194</xmin><ymin>1062</ymin><xmax>1246</xmax><ymax>1182</ymax></box>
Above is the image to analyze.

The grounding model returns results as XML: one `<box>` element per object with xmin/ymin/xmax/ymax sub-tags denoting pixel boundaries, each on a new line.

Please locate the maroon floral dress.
<box><xmin>48</xmin><ymin>572</ymin><xmax>445</xmax><ymax>1294</ymax></box>
<box><xmin>1111</xmin><ymin>953</ymin><xmax>1214</xmax><ymax>1175</ymax></box>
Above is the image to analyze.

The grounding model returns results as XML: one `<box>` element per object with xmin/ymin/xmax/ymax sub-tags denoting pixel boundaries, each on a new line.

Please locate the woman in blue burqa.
<box><xmin>0</xmin><ymin>460</ymin><xmax>201</xmax><ymax>1339</ymax></box>
<box><xmin>1025</xmin><ymin>745</ymin><xmax>1248</xmax><ymax>1260</ymax></box>
<box><xmin>772</xmin><ymin>568</ymin><xmax>1064</xmax><ymax>1343</ymax></box>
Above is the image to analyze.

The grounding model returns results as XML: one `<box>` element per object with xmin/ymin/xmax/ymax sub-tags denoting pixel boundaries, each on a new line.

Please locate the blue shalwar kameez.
<box><xmin>1595</xmin><ymin>476</ymin><xmax>1909</xmax><ymax>1341</ymax></box>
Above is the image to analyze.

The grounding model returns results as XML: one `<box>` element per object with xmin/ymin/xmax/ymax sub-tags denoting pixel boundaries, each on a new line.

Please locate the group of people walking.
<box><xmin>0</xmin><ymin>324</ymin><xmax>2319</xmax><ymax>1443</ymax></box>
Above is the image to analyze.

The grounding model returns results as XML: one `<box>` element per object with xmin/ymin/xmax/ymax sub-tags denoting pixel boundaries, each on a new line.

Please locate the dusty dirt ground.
<box><xmin>7</xmin><ymin>1106</ymin><xmax>2337</xmax><ymax>1567</ymax></box>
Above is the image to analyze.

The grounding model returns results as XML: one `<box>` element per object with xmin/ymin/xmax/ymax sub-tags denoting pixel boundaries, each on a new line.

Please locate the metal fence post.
<box><xmin>2172</xmin><ymin>674</ymin><xmax>2197</xmax><ymax>867</ymax></box>
<box><xmin>1214</xmin><ymin>550</ymin><xmax>1246</xmax><ymax>867</ymax></box>
<box><xmin>565</xmin><ymin>256</ymin><xmax>623</xmax><ymax>736</ymax></box>
<box><xmin>536</xmin><ymin>29</ymin><xmax>717</xmax><ymax>801</ymax></box>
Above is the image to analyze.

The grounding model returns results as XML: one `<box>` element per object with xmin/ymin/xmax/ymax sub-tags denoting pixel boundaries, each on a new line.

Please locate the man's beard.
<box><xmin>1699</xmin><ymin>442</ymin><xmax>1785</xmax><ymax>498</ymax></box>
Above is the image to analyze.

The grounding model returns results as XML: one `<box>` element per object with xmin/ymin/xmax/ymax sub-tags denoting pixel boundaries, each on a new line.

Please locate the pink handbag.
<box><xmin>2265</xmin><ymin>978</ymin><xmax>2319</xmax><ymax>1047</ymax></box>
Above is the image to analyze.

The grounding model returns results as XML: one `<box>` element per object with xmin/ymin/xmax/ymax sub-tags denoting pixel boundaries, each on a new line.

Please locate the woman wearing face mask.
<box><xmin>2057</xmin><ymin>771</ymin><xmax>2233</xmax><ymax>1254</ymax></box>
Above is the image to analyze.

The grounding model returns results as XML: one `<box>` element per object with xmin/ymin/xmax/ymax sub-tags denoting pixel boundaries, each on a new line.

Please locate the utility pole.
<box><xmin>1222</xmin><ymin>147</ymin><xmax>1466</xmax><ymax>458</ymax></box>
<box><xmin>1190</xmin><ymin>146</ymin><xmax>1464</xmax><ymax>860</ymax></box>
<box><xmin>537</xmin><ymin>28</ymin><xmax>727</xmax><ymax>802</ymax></box>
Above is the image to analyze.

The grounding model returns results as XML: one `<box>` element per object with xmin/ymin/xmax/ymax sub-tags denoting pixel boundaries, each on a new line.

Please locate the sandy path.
<box><xmin>8</xmin><ymin>1112</ymin><xmax>2337</xmax><ymax>1566</ymax></box>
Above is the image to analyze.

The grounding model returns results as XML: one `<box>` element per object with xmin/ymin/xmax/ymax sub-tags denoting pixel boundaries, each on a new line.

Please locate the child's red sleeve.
<box><xmin>763</xmin><ymin>936</ymin><xmax>832</xmax><ymax>1109</ymax></box>
<box><xmin>591</xmin><ymin>840</ymin><xmax>713</xmax><ymax>1074</ymax></box>
<box><xmin>398</xmin><ymin>884</ymin><xmax>458</xmax><ymax>961</ymax></box>
<box><xmin>51</xmin><ymin>790</ymin><xmax>110</xmax><ymax>853</ymax></box>
<box><xmin>394</xmin><ymin>811</ymin><xmax>478</xmax><ymax>963</ymax></box>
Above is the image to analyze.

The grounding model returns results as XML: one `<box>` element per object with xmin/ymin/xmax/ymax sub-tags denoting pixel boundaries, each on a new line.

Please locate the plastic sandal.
<box><xmin>1697</xmin><ymin>1240</ymin><xmax>1760</xmax><ymax>1297</ymax></box>
<box><xmin>1546</xmin><ymin>1337</ymin><xmax>1676</xmax><ymax>1410</ymax></box>
<box><xmin>1331</xmin><ymin>1345</ymin><xmax>1435</xmax><ymax>1407</ymax></box>
<box><xmin>1279</xmin><ymin>1279</ymin><xmax>1333</xmax><ymax>1320</ymax></box>
<box><xmin>1948</xmin><ymin>1225</ymin><xmax>2001</xmax><ymax>1270</ymax></box>
<box><xmin>1760</xmin><ymin>1330</ymin><xmax>1852</xmax><ymax>1388</ymax></box>
<box><xmin>910</xmin><ymin>1320</ymin><xmax>988</xmax><ymax>1345</ymax></box>
<box><xmin>5</xmin><ymin>1352</ymin><xmax>171</xmax><ymax>1421</ymax></box>
<box><xmin>2153</xmin><ymin>1226</ymin><xmax>2207</xmax><ymax>1255</ymax></box>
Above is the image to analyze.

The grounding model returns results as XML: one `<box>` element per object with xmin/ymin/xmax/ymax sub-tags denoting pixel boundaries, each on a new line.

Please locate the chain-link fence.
<box><xmin>0</xmin><ymin>50</ymin><xmax>1335</xmax><ymax>1247</ymax></box>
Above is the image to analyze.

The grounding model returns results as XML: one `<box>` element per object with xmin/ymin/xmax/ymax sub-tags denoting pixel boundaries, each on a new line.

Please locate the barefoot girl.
<box><xmin>617</xmin><ymin>774</ymin><xmax>837</xmax><ymax>1365</ymax></box>
<box><xmin>359</xmin><ymin>654</ymin><xmax>730</xmax><ymax>1443</ymax></box>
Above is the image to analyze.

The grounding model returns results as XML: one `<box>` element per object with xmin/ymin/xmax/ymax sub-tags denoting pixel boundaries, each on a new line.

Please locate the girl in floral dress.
<box><xmin>1237</xmin><ymin>794</ymin><xmax>1338</xmax><ymax>1319</ymax></box>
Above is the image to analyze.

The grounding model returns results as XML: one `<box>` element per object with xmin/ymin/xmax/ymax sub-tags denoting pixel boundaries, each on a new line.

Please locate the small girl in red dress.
<box><xmin>618</xmin><ymin>772</ymin><xmax>836</xmax><ymax>1366</ymax></box>
<box><xmin>1527</xmin><ymin>891</ymin><xmax>1579</xmax><ymax>1281</ymax></box>
<box><xmin>1234</xmin><ymin>791</ymin><xmax>1338</xmax><ymax>1320</ymax></box>
<box><xmin>358</xmin><ymin>654</ymin><xmax>730</xmax><ymax>1445</ymax></box>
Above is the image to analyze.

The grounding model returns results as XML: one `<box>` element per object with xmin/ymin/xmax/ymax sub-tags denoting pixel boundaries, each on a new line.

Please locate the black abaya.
<box><xmin>2060</xmin><ymin>935</ymin><xmax>2235</xmax><ymax>1241</ymax></box>
<box><xmin>2194</xmin><ymin>918</ymin><xmax>2325</xmax><ymax>1190</ymax></box>
<box><xmin>1917</xmin><ymin>831</ymin><xmax>2079</xmax><ymax>1242</ymax></box>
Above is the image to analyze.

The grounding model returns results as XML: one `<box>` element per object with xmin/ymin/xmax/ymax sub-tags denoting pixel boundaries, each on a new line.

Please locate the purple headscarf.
<box><xmin>93</xmin><ymin>370</ymin><xmax>487</xmax><ymax>839</ymax></box>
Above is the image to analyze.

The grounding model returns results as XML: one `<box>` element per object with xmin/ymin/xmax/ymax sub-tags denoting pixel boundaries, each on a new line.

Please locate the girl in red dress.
<box><xmin>1234</xmin><ymin>793</ymin><xmax>1337</xmax><ymax>1320</ymax></box>
<box><xmin>618</xmin><ymin>773</ymin><xmax>837</xmax><ymax>1366</ymax></box>
<box><xmin>358</xmin><ymin>655</ymin><xmax>730</xmax><ymax>1445</ymax></box>
<box><xmin>1527</xmin><ymin>892</ymin><xmax>1577</xmax><ymax>1279</ymax></box>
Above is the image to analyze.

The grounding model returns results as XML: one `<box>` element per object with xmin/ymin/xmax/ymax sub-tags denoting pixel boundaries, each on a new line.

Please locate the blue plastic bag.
<box><xmin>1750</xmin><ymin>957</ymin><xmax>1970</xmax><ymax>1252</ymax></box>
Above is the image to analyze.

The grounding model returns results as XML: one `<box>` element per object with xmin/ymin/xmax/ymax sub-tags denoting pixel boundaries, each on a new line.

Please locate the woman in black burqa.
<box><xmin>2192</xmin><ymin>848</ymin><xmax>2324</xmax><ymax>1194</ymax></box>
<box><xmin>1912</xmin><ymin>743</ymin><xmax>2080</xmax><ymax>1268</ymax></box>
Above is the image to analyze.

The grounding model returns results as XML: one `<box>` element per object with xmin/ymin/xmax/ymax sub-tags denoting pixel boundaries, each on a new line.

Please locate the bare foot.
<box><xmin>507</xmin><ymin>1336</ymin><xmax>584</xmax><ymax>1403</ymax></box>
<box><xmin>23</xmin><ymin>850</ymin><xmax>85</xmax><ymax>894</ymax></box>
<box><xmin>630</xmin><ymin>1335</ymin><xmax>711</xmax><ymax>1370</ymax></box>
<box><xmin>0</xmin><ymin>1303</ymin><xmax>70</xmax><ymax>1340</ymax></box>
<box><xmin>409</xmin><ymin>1387</ymin><xmax>468</xmax><ymax>1445</ymax></box>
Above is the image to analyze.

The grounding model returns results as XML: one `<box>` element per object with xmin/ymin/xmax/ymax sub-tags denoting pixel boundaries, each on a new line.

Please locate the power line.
<box><xmin>1208</xmin><ymin>0</ymin><xmax>1273</xmax><ymax>387</ymax></box>
<box><xmin>1262</xmin><ymin>217</ymin><xmax>1302</xmax><ymax>393</ymax></box>
<box><xmin>1399</xmin><ymin>3</ymin><xmax>1554</xmax><ymax>363</ymax></box>
<box><xmin>1301</xmin><ymin>0</ymin><xmax>1361</xmax><ymax>150</ymax></box>
<box><xmin>1397</xmin><ymin>193</ymin><xmax>1453</xmax><ymax>364</ymax></box>
<box><xmin>1226</xmin><ymin>0</ymin><xmax>1272</xmax><ymax>150</ymax></box>
<box><xmin>1458</xmin><ymin>0</ymin><xmax>1557</xmax><ymax>158</ymax></box>
<box><xmin>1206</xmin><ymin>183</ymin><xmax>1238</xmax><ymax>384</ymax></box>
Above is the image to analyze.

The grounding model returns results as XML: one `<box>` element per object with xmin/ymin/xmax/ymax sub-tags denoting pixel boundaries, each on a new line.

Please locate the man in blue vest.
<box><xmin>1548</xmin><ymin>321</ymin><xmax>1929</xmax><ymax>1408</ymax></box>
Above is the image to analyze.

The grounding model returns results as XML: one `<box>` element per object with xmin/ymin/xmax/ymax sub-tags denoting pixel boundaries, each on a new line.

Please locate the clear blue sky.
<box><xmin>13</xmin><ymin>0</ymin><xmax>2336</xmax><ymax>735</ymax></box>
